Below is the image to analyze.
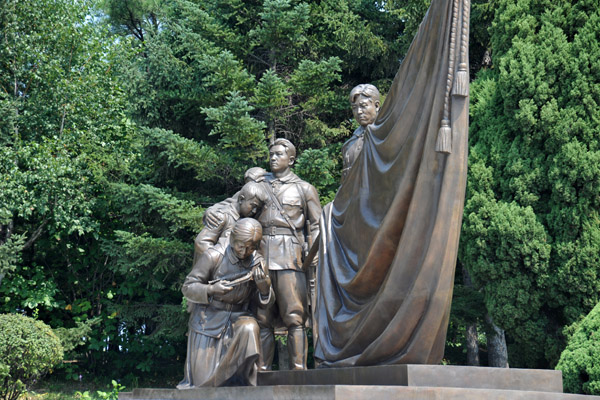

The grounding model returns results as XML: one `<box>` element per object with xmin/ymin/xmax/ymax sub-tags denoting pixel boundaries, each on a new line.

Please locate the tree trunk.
<box><xmin>0</xmin><ymin>219</ymin><xmax>14</xmax><ymax>246</ymax></box>
<box><xmin>14</xmin><ymin>74</ymin><xmax>19</xmax><ymax>139</ymax></box>
<box><xmin>465</xmin><ymin>323</ymin><xmax>480</xmax><ymax>366</ymax></box>
<box><xmin>268</xmin><ymin>61</ymin><xmax>277</xmax><ymax>146</ymax></box>
<box><xmin>485</xmin><ymin>313</ymin><xmax>509</xmax><ymax>368</ymax></box>
<box><xmin>462</xmin><ymin>266</ymin><xmax>480</xmax><ymax>366</ymax></box>
<box><xmin>0</xmin><ymin>220</ymin><xmax>14</xmax><ymax>287</ymax></box>
<box><xmin>269</xmin><ymin>119</ymin><xmax>275</xmax><ymax>146</ymax></box>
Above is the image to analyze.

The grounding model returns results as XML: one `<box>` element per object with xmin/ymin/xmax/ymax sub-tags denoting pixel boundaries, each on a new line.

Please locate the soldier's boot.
<box><xmin>259</xmin><ymin>328</ymin><xmax>275</xmax><ymax>371</ymax></box>
<box><xmin>288</xmin><ymin>326</ymin><xmax>307</xmax><ymax>370</ymax></box>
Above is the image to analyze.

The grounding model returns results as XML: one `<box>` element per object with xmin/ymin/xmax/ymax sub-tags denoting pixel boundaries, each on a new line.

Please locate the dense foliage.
<box><xmin>0</xmin><ymin>314</ymin><xmax>64</xmax><ymax>400</ymax></box>
<box><xmin>460</xmin><ymin>0</ymin><xmax>600</xmax><ymax>368</ymax></box>
<box><xmin>0</xmin><ymin>0</ymin><xmax>432</xmax><ymax>382</ymax></box>
<box><xmin>2</xmin><ymin>0</ymin><xmax>600</xmax><ymax>387</ymax></box>
<box><xmin>557</xmin><ymin>302</ymin><xmax>600</xmax><ymax>395</ymax></box>
<box><xmin>0</xmin><ymin>0</ymin><xmax>195</xmax><ymax>381</ymax></box>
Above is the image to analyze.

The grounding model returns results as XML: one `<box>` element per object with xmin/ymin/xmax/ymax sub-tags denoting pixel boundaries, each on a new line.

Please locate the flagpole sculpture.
<box><xmin>314</xmin><ymin>0</ymin><xmax>470</xmax><ymax>366</ymax></box>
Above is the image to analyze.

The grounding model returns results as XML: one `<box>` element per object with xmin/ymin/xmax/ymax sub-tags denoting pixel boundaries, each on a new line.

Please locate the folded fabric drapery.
<box><xmin>314</xmin><ymin>0</ymin><xmax>469</xmax><ymax>366</ymax></box>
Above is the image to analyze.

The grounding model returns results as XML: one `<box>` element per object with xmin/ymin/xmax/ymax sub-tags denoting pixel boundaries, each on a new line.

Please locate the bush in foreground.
<box><xmin>0</xmin><ymin>313</ymin><xmax>63</xmax><ymax>400</ymax></box>
<box><xmin>557</xmin><ymin>302</ymin><xmax>600</xmax><ymax>394</ymax></box>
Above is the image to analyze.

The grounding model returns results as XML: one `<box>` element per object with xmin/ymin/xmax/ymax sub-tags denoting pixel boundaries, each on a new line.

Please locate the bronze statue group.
<box><xmin>177</xmin><ymin>85</ymin><xmax>380</xmax><ymax>388</ymax></box>
<box><xmin>177</xmin><ymin>0</ymin><xmax>470</xmax><ymax>384</ymax></box>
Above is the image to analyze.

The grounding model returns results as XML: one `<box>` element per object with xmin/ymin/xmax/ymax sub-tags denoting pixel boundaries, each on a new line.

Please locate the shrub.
<box><xmin>556</xmin><ymin>302</ymin><xmax>600</xmax><ymax>394</ymax></box>
<box><xmin>0</xmin><ymin>313</ymin><xmax>64</xmax><ymax>400</ymax></box>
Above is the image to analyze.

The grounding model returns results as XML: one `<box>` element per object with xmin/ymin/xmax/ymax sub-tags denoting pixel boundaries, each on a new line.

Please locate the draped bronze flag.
<box><xmin>314</xmin><ymin>0</ymin><xmax>469</xmax><ymax>366</ymax></box>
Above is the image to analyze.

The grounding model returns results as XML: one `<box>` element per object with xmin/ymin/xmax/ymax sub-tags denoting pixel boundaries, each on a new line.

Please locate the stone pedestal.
<box><xmin>258</xmin><ymin>364</ymin><xmax>563</xmax><ymax>391</ymax></box>
<box><xmin>119</xmin><ymin>365</ymin><xmax>600</xmax><ymax>400</ymax></box>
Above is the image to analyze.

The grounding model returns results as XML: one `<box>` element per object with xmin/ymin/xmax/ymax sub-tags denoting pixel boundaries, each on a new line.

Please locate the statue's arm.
<box><xmin>182</xmin><ymin>251</ymin><xmax>219</xmax><ymax>304</ymax></box>
<box><xmin>194</xmin><ymin>217</ymin><xmax>227</xmax><ymax>256</ymax></box>
<box><xmin>303</xmin><ymin>184</ymin><xmax>322</xmax><ymax>243</ymax></box>
<box><xmin>203</xmin><ymin>193</ymin><xmax>239</xmax><ymax>228</ymax></box>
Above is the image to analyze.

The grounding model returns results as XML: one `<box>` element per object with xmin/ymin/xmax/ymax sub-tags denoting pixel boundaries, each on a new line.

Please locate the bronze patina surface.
<box><xmin>314</xmin><ymin>0</ymin><xmax>470</xmax><ymax>366</ymax></box>
<box><xmin>194</xmin><ymin>182</ymin><xmax>267</xmax><ymax>259</ymax></box>
<box><xmin>198</xmin><ymin>140</ymin><xmax>321</xmax><ymax>372</ymax></box>
<box><xmin>255</xmin><ymin>139</ymin><xmax>322</xmax><ymax>371</ymax></box>
<box><xmin>341</xmin><ymin>84</ymin><xmax>380</xmax><ymax>183</ymax></box>
<box><xmin>178</xmin><ymin>219</ymin><xmax>273</xmax><ymax>388</ymax></box>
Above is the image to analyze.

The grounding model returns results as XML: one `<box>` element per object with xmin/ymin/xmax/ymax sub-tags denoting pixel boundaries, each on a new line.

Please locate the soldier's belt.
<box><xmin>209</xmin><ymin>299</ymin><xmax>246</xmax><ymax>312</ymax></box>
<box><xmin>263</xmin><ymin>226</ymin><xmax>301</xmax><ymax>236</ymax></box>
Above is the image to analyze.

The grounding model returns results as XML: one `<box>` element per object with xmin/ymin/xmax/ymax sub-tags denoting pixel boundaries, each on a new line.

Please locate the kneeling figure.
<box><xmin>178</xmin><ymin>218</ymin><xmax>273</xmax><ymax>388</ymax></box>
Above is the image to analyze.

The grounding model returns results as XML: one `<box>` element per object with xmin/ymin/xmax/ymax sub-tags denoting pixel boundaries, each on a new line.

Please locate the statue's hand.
<box><xmin>204</xmin><ymin>208</ymin><xmax>223</xmax><ymax>229</ymax></box>
<box><xmin>209</xmin><ymin>281</ymin><xmax>233</xmax><ymax>296</ymax></box>
<box><xmin>253</xmin><ymin>267</ymin><xmax>271</xmax><ymax>296</ymax></box>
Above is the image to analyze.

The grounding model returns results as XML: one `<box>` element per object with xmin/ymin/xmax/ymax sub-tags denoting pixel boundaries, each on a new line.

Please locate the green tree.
<box><xmin>102</xmin><ymin>0</ymin><xmax>447</xmax><ymax>206</ymax></box>
<box><xmin>103</xmin><ymin>0</ymin><xmax>429</xmax><ymax>171</ymax></box>
<box><xmin>0</xmin><ymin>0</ymin><xmax>132</xmax><ymax>312</ymax></box>
<box><xmin>0</xmin><ymin>0</ymin><xmax>194</xmax><ymax>381</ymax></box>
<box><xmin>461</xmin><ymin>0</ymin><xmax>600</xmax><ymax>368</ymax></box>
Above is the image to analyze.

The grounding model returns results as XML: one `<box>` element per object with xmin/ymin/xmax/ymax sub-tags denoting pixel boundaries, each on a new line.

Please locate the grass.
<box><xmin>22</xmin><ymin>380</ymin><xmax>110</xmax><ymax>400</ymax></box>
<box><xmin>22</xmin><ymin>370</ymin><xmax>182</xmax><ymax>400</ymax></box>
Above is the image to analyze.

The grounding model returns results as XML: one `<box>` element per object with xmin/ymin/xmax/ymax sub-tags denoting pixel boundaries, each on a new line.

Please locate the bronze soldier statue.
<box><xmin>256</xmin><ymin>138</ymin><xmax>321</xmax><ymax>370</ymax></box>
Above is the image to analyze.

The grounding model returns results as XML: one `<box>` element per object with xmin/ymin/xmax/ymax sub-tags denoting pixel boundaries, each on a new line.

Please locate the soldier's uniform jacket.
<box><xmin>182</xmin><ymin>244</ymin><xmax>273</xmax><ymax>338</ymax></box>
<box><xmin>257</xmin><ymin>171</ymin><xmax>321</xmax><ymax>271</ymax></box>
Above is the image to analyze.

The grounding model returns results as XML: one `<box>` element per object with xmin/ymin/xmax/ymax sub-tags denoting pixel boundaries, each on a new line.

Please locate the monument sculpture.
<box><xmin>255</xmin><ymin>138</ymin><xmax>321</xmax><ymax>370</ymax></box>
<box><xmin>177</xmin><ymin>0</ymin><xmax>469</xmax><ymax>387</ymax></box>
<box><xmin>313</xmin><ymin>0</ymin><xmax>470</xmax><ymax>366</ymax></box>
<box><xmin>178</xmin><ymin>218</ymin><xmax>273</xmax><ymax>388</ymax></box>
<box><xmin>341</xmin><ymin>84</ymin><xmax>380</xmax><ymax>182</ymax></box>
<box><xmin>198</xmin><ymin>139</ymin><xmax>321</xmax><ymax>373</ymax></box>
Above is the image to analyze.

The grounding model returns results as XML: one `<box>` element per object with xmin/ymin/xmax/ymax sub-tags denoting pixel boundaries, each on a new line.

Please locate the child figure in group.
<box><xmin>194</xmin><ymin>181</ymin><xmax>268</xmax><ymax>260</ymax></box>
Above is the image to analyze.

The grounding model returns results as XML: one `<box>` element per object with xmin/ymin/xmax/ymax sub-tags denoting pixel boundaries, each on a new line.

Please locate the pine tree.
<box><xmin>461</xmin><ymin>0</ymin><xmax>600</xmax><ymax>368</ymax></box>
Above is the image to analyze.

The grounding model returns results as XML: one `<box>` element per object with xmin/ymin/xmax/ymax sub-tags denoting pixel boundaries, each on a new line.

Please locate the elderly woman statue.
<box><xmin>177</xmin><ymin>218</ymin><xmax>273</xmax><ymax>388</ymax></box>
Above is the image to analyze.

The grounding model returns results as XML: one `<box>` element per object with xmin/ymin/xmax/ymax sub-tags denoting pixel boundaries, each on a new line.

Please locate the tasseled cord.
<box><xmin>452</xmin><ymin>0</ymin><xmax>470</xmax><ymax>97</ymax></box>
<box><xmin>436</xmin><ymin>119</ymin><xmax>452</xmax><ymax>154</ymax></box>
<box><xmin>436</xmin><ymin>0</ymin><xmax>460</xmax><ymax>154</ymax></box>
<box><xmin>453</xmin><ymin>63</ymin><xmax>469</xmax><ymax>97</ymax></box>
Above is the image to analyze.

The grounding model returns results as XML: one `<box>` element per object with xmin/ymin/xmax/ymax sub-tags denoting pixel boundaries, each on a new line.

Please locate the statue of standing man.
<box><xmin>256</xmin><ymin>138</ymin><xmax>321</xmax><ymax>370</ymax></box>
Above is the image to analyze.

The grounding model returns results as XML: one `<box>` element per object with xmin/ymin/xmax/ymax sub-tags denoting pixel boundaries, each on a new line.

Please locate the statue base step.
<box><xmin>120</xmin><ymin>385</ymin><xmax>600</xmax><ymax>400</ymax></box>
<box><xmin>258</xmin><ymin>364</ymin><xmax>563</xmax><ymax>392</ymax></box>
<box><xmin>119</xmin><ymin>365</ymin><xmax>600</xmax><ymax>400</ymax></box>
